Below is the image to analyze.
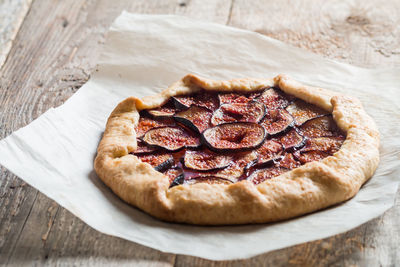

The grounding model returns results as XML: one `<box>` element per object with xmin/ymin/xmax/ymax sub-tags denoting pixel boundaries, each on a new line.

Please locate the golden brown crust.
<box><xmin>94</xmin><ymin>74</ymin><xmax>380</xmax><ymax>225</ymax></box>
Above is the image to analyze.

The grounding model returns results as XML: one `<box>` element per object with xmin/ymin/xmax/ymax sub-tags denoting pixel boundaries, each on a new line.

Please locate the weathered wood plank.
<box><xmin>0</xmin><ymin>0</ymin><xmax>33</xmax><ymax>69</ymax></box>
<box><xmin>228</xmin><ymin>0</ymin><xmax>400</xmax><ymax>68</ymax></box>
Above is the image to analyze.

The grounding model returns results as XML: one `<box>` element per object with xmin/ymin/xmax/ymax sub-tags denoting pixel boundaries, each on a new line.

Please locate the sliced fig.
<box><xmin>134</xmin><ymin>139</ymin><xmax>157</xmax><ymax>154</ymax></box>
<box><xmin>183</xmin><ymin>151</ymin><xmax>257</xmax><ymax>182</ymax></box>
<box><xmin>255</xmin><ymin>140</ymin><xmax>283</xmax><ymax>166</ymax></box>
<box><xmin>247</xmin><ymin>167</ymin><xmax>288</xmax><ymax>185</ymax></box>
<box><xmin>164</xmin><ymin>167</ymin><xmax>183</xmax><ymax>184</ymax></box>
<box><xmin>184</xmin><ymin>150</ymin><xmax>232</xmax><ymax>171</ymax></box>
<box><xmin>276</xmin><ymin>153</ymin><xmax>301</xmax><ymax>169</ymax></box>
<box><xmin>135</xmin><ymin>116</ymin><xmax>175</xmax><ymax>138</ymax></box>
<box><xmin>301</xmin><ymin>136</ymin><xmax>345</xmax><ymax>153</ymax></box>
<box><xmin>171</xmin><ymin>150</ymin><xmax>186</xmax><ymax>165</ymax></box>
<box><xmin>185</xmin><ymin>176</ymin><xmax>233</xmax><ymax>185</ymax></box>
<box><xmin>202</xmin><ymin>122</ymin><xmax>266</xmax><ymax>152</ymax></box>
<box><xmin>142</xmin><ymin>126</ymin><xmax>200</xmax><ymax>151</ymax></box>
<box><xmin>300</xmin><ymin>115</ymin><xmax>343</xmax><ymax>138</ymax></box>
<box><xmin>286</xmin><ymin>100</ymin><xmax>328</xmax><ymax>126</ymax></box>
<box><xmin>146</xmin><ymin>101</ymin><xmax>176</xmax><ymax>118</ymax></box>
<box><xmin>218</xmin><ymin>91</ymin><xmax>262</xmax><ymax>104</ymax></box>
<box><xmin>279</xmin><ymin>128</ymin><xmax>306</xmax><ymax>151</ymax></box>
<box><xmin>294</xmin><ymin>151</ymin><xmax>330</xmax><ymax>164</ymax></box>
<box><xmin>137</xmin><ymin>153</ymin><xmax>174</xmax><ymax>172</ymax></box>
<box><xmin>212</xmin><ymin>151</ymin><xmax>257</xmax><ymax>181</ymax></box>
<box><xmin>172</xmin><ymin>92</ymin><xmax>219</xmax><ymax>110</ymax></box>
<box><xmin>170</xmin><ymin>173</ymin><xmax>185</xmax><ymax>188</ymax></box>
<box><xmin>173</xmin><ymin>105</ymin><xmax>213</xmax><ymax>133</ymax></box>
<box><xmin>261</xmin><ymin>109</ymin><xmax>294</xmax><ymax>135</ymax></box>
<box><xmin>256</xmin><ymin>88</ymin><xmax>292</xmax><ymax>110</ymax></box>
<box><xmin>211</xmin><ymin>101</ymin><xmax>265</xmax><ymax>126</ymax></box>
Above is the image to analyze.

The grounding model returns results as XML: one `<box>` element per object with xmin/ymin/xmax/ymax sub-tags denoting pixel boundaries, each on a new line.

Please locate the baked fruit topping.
<box><xmin>146</xmin><ymin>101</ymin><xmax>176</xmax><ymax>118</ymax></box>
<box><xmin>256</xmin><ymin>88</ymin><xmax>292</xmax><ymax>110</ymax></box>
<box><xmin>172</xmin><ymin>93</ymin><xmax>219</xmax><ymax>110</ymax></box>
<box><xmin>218</xmin><ymin>91</ymin><xmax>262</xmax><ymax>104</ymax></box>
<box><xmin>184</xmin><ymin>150</ymin><xmax>232</xmax><ymax>171</ymax></box>
<box><xmin>279</xmin><ymin>128</ymin><xmax>306</xmax><ymax>151</ymax></box>
<box><xmin>286</xmin><ymin>100</ymin><xmax>328</xmax><ymax>125</ymax></box>
<box><xmin>202</xmin><ymin>122</ymin><xmax>266</xmax><ymax>152</ymax></box>
<box><xmin>261</xmin><ymin>109</ymin><xmax>294</xmax><ymax>135</ymax></box>
<box><xmin>247</xmin><ymin>167</ymin><xmax>288</xmax><ymax>185</ymax></box>
<box><xmin>133</xmin><ymin>87</ymin><xmax>345</xmax><ymax>187</ymax></box>
<box><xmin>137</xmin><ymin>153</ymin><xmax>174</xmax><ymax>172</ymax></box>
<box><xmin>174</xmin><ymin>105</ymin><xmax>213</xmax><ymax>133</ymax></box>
<box><xmin>185</xmin><ymin>176</ymin><xmax>233</xmax><ymax>185</ymax></box>
<box><xmin>135</xmin><ymin>116</ymin><xmax>174</xmax><ymax>138</ymax></box>
<box><xmin>300</xmin><ymin>115</ymin><xmax>343</xmax><ymax>138</ymax></box>
<box><xmin>211</xmin><ymin>101</ymin><xmax>265</xmax><ymax>126</ymax></box>
<box><xmin>276</xmin><ymin>153</ymin><xmax>301</xmax><ymax>169</ymax></box>
<box><xmin>301</xmin><ymin>136</ymin><xmax>345</xmax><ymax>153</ymax></box>
<box><xmin>142</xmin><ymin>126</ymin><xmax>200</xmax><ymax>151</ymax></box>
<box><xmin>135</xmin><ymin>140</ymin><xmax>158</xmax><ymax>154</ymax></box>
<box><xmin>255</xmin><ymin>140</ymin><xmax>283</xmax><ymax>166</ymax></box>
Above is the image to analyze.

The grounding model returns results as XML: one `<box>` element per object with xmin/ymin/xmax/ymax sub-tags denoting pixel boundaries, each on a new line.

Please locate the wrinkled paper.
<box><xmin>0</xmin><ymin>12</ymin><xmax>399</xmax><ymax>260</ymax></box>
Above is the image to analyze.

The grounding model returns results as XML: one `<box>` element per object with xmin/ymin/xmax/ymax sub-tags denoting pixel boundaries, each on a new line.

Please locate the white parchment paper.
<box><xmin>1</xmin><ymin>12</ymin><xmax>399</xmax><ymax>260</ymax></box>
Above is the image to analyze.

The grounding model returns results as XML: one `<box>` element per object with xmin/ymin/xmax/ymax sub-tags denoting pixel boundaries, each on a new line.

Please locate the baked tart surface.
<box><xmin>94</xmin><ymin>74</ymin><xmax>379</xmax><ymax>225</ymax></box>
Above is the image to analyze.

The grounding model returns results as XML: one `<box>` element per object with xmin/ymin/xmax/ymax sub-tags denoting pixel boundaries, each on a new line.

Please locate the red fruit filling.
<box><xmin>132</xmin><ymin>87</ymin><xmax>345</xmax><ymax>186</ymax></box>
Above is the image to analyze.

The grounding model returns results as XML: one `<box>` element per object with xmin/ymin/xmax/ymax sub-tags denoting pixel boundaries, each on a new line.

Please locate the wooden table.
<box><xmin>1</xmin><ymin>0</ymin><xmax>399</xmax><ymax>266</ymax></box>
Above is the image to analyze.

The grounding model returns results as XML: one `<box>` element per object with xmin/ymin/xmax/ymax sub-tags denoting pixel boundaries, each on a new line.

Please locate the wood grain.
<box><xmin>0</xmin><ymin>0</ymin><xmax>399</xmax><ymax>266</ymax></box>
<box><xmin>229</xmin><ymin>0</ymin><xmax>400</xmax><ymax>68</ymax></box>
<box><xmin>0</xmin><ymin>0</ymin><xmax>33</xmax><ymax>69</ymax></box>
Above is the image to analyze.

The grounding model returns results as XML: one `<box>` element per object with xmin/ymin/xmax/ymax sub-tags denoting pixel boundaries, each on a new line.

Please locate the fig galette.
<box><xmin>94</xmin><ymin>74</ymin><xmax>379</xmax><ymax>225</ymax></box>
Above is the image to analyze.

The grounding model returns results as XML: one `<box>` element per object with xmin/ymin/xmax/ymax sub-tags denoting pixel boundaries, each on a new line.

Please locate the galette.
<box><xmin>94</xmin><ymin>74</ymin><xmax>379</xmax><ymax>225</ymax></box>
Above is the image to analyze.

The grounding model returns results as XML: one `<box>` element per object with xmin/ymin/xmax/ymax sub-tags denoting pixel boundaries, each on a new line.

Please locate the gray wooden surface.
<box><xmin>0</xmin><ymin>0</ymin><xmax>399</xmax><ymax>266</ymax></box>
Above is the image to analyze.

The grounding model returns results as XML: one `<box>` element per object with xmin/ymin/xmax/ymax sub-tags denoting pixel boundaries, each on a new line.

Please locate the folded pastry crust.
<box><xmin>94</xmin><ymin>74</ymin><xmax>380</xmax><ymax>225</ymax></box>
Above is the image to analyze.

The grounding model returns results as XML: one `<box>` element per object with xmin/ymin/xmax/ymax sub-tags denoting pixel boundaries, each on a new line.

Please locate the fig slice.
<box><xmin>164</xmin><ymin>167</ymin><xmax>184</xmax><ymax>184</ymax></box>
<box><xmin>256</xmin><ymin>88</ymin><xmax>292</xmax><ymax>110</ymax></box>
<box><xmin>137</xmin><ymin>153</ymin><xmax>174</xmax><ymax>172</ymax></box>
<box><xmin>294</xmin><ymin>151</ymin><xmax>330</xmax><ymax>164</ymax></box>
<box><xmin>134</xmin><ymin>139</ymin><xmax>158</xmax><ymax>154</ymax></box>
<box><xmin>301</xmin><ymin>136</ymin><xmax>345</xmax><ymax>153</ymax></box>
<box><xmin>184</xmin><ymin>150</ymin><xmax>233</xmax><ymax>171</ymax></box>
<box><xmin>261</xmin><ymin>109</ymin><xmax>294</xmax><ymax>135</ymax></box>
<box><xmin>135</xmin><ymin>116</ymin><xmax>175</xmax><ymax>138</ymax></box>
<box><xmin>170</xmin><ymin>173</ymin><xmax>185</xmax><ymax>188</ymax></box>
<box><xmin>286</xmin><ymin>100</ymin><xmax>328</xmax><ymax>126</ymax></box>
<box><xmin>185</xmin><ymin>176</ymin><xmax>233</xmax><ymax>185</ymax></box>
<box><xmin>276</xmin><ymin>153</ymin><xmax>301</xmax><ymax>169</ymax></box>
<box><xmin>146</xmin><ymin>101</ymin><xmax>176</xmax><ymax>118</ymax></box>
<box><xmin>142</xmin><ymin>126</ymin><xmax>200</xmax><ymax>151</ymax></box>
<box><xmin>247</xmin><ymin>167</ymin><xmax>288</xmax><ymax>185</ymax></box>
<box><xmin>183</xmin><ymin>151</ymin><xmax>257</xmax><ymax>182</ymax></box>
<box><xmin>172</xmin><ymin>92</ymin><xmax>219</xmax><ymax>110</ymax></box>
<box><xmin>211</xmin><ymin>101</ymin><xmax>265</xmax><ymax>126</ymax></box>
<box><xmin>300</xmin><ymin>115</ymin><xmax>343</xmax><ymax>138</ymax></box>
<box><xmin>173</xmin><ymin>105</ymin><xmax>213</xmax><ymax>133</ymax></box>
<box><xmin>279</xmin><ymin>128</ymin><xmax>306</xmax><ymax>152</ymax></box>
<box><xmin>218</xmin><ymin>91</ymin><xmax>262</xmax><ymax>105</ymax></box>
<box><xmin>255</xmin><ymin>140</ymin><xmax>283</xmax><ymax>166</ymax></box>
<box><xmin>202</xmin><ymin>122</ymin><xmax>266</xmax><ymax>152</ymax></box>
<box><xmin>213</xmin><ymin>151</ymin><xmax>257</xmax><ymax>181</ymax></box>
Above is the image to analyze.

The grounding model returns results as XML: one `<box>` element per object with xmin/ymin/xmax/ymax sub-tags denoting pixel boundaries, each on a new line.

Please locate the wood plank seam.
<box><xmin>5</xmin><ymin>191</ymin><xmax>38</xmax><ymax>265</ymax></box>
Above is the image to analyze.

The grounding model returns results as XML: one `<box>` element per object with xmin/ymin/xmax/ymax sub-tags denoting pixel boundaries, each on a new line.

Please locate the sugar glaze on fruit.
<box><xmin>132</xmin><ymin>86</ymin><xmax>345</xmax><ymax>187</ymax></box>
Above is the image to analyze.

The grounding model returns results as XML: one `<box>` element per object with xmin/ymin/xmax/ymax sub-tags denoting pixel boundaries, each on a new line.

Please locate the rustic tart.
<box><xmin>94</xmin><ymin>74</ymin><xmax>380</xmax><ymax>225</ymax></box>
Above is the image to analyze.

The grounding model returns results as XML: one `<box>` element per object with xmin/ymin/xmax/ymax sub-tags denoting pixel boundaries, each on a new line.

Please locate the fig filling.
<box><xmin>132</xmin><ymin>86</ymin><xmax>345</xmax><ymax>187</ymax></box>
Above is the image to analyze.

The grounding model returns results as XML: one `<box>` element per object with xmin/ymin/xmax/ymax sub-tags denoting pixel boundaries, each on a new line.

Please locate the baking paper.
<box><xmin>0</xmin><ymin>12</ymin><xmax>399</xmax><ymax>260</ymax></box>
